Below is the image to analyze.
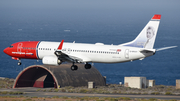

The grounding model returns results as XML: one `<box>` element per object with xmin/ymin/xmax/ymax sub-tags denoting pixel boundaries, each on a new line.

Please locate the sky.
<box><xmin>1</xmin><ymin>0</ymin><xmax>179</xmax><ymax>22</ymax></box>
<box><xmin>1</xmin><ymin>0</ymin><xmax>180</xmax><ymax>43</ymax></box>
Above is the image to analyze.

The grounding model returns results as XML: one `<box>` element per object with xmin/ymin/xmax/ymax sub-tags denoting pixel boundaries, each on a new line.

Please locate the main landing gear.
<box><xmin>71</xmin><ymin>65</ymin><xmax>78</xmax><ymax>71</ymax></box>
<box><xmin>70</xmin><ymin>63</ymin><xmax>92</xmax><ymax>71</ymax></box>
<box><xmin>84</xmin><ymin>63</ymin><xmax>91</xmax><ymax>69</ymax></box>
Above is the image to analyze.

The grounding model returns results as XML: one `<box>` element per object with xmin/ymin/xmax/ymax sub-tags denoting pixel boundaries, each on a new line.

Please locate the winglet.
<box><xmin>58</xmin><ymin>40</ymin><xmax>64</xmax><ymax>50</ymax></box>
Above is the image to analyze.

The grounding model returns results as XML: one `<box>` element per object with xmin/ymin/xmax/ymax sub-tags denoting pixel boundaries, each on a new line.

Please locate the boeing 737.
<box><xmin>3</xmin><ymin>14</ymin><xmax>177</xmax><ymax>70</ymax></box>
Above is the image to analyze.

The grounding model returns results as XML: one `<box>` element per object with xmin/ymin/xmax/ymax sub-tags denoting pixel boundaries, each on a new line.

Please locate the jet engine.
<box><xmin>42</xmin><ymin>55</ymin><xmax>61</xmax><ymax>65</ymax></box>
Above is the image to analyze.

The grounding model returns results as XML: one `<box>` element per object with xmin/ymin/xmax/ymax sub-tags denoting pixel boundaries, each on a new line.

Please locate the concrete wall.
<box><xmin>148</xmin><ymin>80</ymin><xmax>155</xmax><ymax>87</ymax></box>
<box><xmin>176</xmin><ymin>79</ymin><xmax>180</xmax><ymax>89</ymax></box>
<box><xmin>124</xmin><ymin>77</ymin><xmax>146</xmax><ymax>89</ymax></box>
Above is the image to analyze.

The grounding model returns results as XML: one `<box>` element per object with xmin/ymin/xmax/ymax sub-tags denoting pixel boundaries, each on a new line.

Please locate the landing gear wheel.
<box><xmin>18</xmin><ymin>62</ymin><xmax>21</xmax><ymax>66</ymax></box>
<box><xmin>71</xmin><ymin>65</ymin><xmax>78</xmax><ymax>71</ymax></box>
<box><xmin>85</xmin><ymin>64</ymin><xmax>91</xmax><ymax>69</ymax></box>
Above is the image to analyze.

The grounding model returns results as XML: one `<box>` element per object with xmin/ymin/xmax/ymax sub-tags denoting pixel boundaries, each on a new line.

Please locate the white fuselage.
<box><xmin>37</xmin><ymin>41</ymin><xmax>153</xmax><ymax>63</ymax></box>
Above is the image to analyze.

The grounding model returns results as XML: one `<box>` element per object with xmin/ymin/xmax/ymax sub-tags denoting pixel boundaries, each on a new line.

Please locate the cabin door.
<box><xmin>125</xmin><ymin>49</ymin><xmax>129</xmax><ymax>59</ymax></box>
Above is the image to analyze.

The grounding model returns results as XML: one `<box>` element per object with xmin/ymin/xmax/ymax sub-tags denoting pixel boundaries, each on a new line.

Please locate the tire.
<box><xmin>74</xmin><ymin>65</ymin><xmax>78</xmax><ymax>70</ymax></box>
<box><xmin>85</xmin><ymin>64</ymin><xmax>91</xmax><ymax>69</ymax></box>
<box><xmin>18</xmin><ymin>62</ymin><xmax>21</xmax><ymax>66</ymax></box>
<box><xmin>71</xmin><ymin>65</ymin><xmax>78</xmax><ymax>71</ymax></box>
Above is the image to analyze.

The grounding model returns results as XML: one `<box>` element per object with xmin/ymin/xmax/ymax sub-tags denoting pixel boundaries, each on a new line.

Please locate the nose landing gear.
<box><xmin>18</xmin><ymin>59</ymin><xmax>21</xmax><ymax>66</ymax></box>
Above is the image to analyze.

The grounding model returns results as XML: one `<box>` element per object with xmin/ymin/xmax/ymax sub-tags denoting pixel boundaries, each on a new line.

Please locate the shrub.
<box><xmin>48</xmin><ymin>88</ymin><xmax>53</xmax><ymax>92</ymax></box>
<box><xmin>109</xmin><ymin>98</ymin><xmax>118</xmax><ymax>101</ymax></box>
<box><xmin>19</xmin><ymin>95</ymin><xmax>24</xmax><ymax>98</ymax></box>
<box><xmin>60</xmin><ymin>96</ymin><xmax>68</xmax><ymax>99</ymax></box>
<box><xmin>67</xmin><ymin>89</ymin><xmax>75</xmax><ymax>93</ymax></box>
<box><xmin>22</xmin><ymin>98</ymin><xmax>32</xmax><ymax>101</ymax></box>
<box><xmin>96</xmin><ymin>100</ymin><xmax>105</xmax><ymax>101</ymax></box>
<box><xmin>36</xmin><ymin>88</ymin><xmax>41</xmax><ymax>92</ymax></box>
<box><xmin>9</xmin><ymin>91</ymin><xmax>23</xmax><ymax>95</ymax></box>
<box><xmin>61</xmin><ymin>88</ymin><xmax>66</xmax><ymax>92</ymax></box>
<box><xmin>169</xmin><ymin>99</ymin><xmax>177</xmax><ymax>101</ymax></box>
<box><xmin>156</xmin><ymin>85</ymin><xmax>165</xmax><ymax>88</ymax></box>
<box><xmin>151</xmin><ymin>92</ymin><xmax>160</xmax><ymax>95</ymax></box>
<box><xmin>142</xmin><ymin>92</ymin><xmax>148</xmax><ymax>95</ymax></box>
<box><xmin>149</xmin><ymin>98</ymin><xmax>157</xmax><ymax>101</ymax></box>
<box><xmin>42</xmin><ymin>89</ymin><xmax>46</xmax><ymax>92</ymax></box>
<box><xmin>79</xmin><ymin>89</ymin><xmax>88</xmax><ymax>93</ymax></box>
<box><xmin>165</xmin><ymin>92</ymin><xmax>172</xmax><ymax>95</ymax></box>
<box><xmin>65</xmin><ymin>86</ymin><xmax>74</xmax><ymax>89</ymax></box>
<box><xmin>90</xmin><ymin>97</ymin><xmax>99</xmax><ymax>100</ymax></box>
<box><xmin>0</xmin><ymin>91</ymin><xmax>8</xmax><ymax>94</ymax></box>
<box><xmin>52</xmin><ymin>96</ymin><xmax>59</xmax><ymax>98</ymax></box>
<box><xmin>118</xmin><ymin>97</ymin><xmax>131</xmax><ymax>100</ymax></box>
<box><xmin>112</xmin><ymin>91</ymin><xmax>117</xmax><ymax>94</ymax></box>
<box><xmin>81</xmin><ymin>96</ymin><xmax>90</xmax><ymax>100</ymax></box>
<box><xmin>31</xmin><ymin>96</ymin><xmax>38</xmax><ymax>98</ymax></box>
<box><xmin>54</xmin><ymin>89</ymin><xmax>59</xmax><ymax>92</ymax></box>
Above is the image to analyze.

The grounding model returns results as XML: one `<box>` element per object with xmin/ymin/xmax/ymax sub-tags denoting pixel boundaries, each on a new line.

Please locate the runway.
<box><xmin>0</xmin><ymin>88</ymin><xmax>180</xmax><ymax>100</ymax></box>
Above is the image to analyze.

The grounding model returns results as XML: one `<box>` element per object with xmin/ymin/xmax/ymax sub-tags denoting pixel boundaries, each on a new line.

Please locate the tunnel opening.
<box><xmin>14</xmin><ymin>66</ymin><xmax>57</xmax><ymax>88</ymax></box>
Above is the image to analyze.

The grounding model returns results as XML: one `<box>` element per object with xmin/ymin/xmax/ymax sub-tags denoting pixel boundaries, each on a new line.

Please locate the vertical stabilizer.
<box><xmin>120</xmin><ymin>14</ymin><xmax>161</xmax><ymax>49</ymax></box>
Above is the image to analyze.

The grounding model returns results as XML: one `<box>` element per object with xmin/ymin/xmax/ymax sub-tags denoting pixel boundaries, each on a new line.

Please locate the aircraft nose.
<box><xmin>3</xmin><ymin>48</ymin><xmax>9</xmax><ymax>55</ymax></box>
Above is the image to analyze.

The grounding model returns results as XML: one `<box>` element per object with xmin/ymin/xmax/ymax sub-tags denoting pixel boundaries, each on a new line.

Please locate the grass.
<box><xmin>0</xmin><ymin>91</ymin><xmax>24</xmax><ymax>95</ymax></box>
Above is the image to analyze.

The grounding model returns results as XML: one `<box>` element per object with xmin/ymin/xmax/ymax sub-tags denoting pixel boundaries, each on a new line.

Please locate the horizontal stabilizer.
<box><xmin>140</xmin><ymin>49</ymin><xmax>156</xmax><ymax>53</ymax></box>
<box><xmin>156</xmin><ymin>46</ymin><xmax>177</xmax><ymax>51</ymax></box>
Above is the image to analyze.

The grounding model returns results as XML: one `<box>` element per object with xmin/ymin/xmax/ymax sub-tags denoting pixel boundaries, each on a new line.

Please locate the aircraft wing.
<box><xmin>140</xmin><ymin>46</ymin><xmax>177</xmax><ymax>53</ymax></box>
<box><xmin>55</xmin><ymin>40</ymin><xmax>91</xmax><ymax>63</ymax></box>
<box><xmin>155</xmin><ymin>46</ymin><xmax>177</xmax><ymax>51</ymax></box>
<box><xmin>55</xmin><ymin>51</ymin><xmax>91</xmax><ymax>63</ymax></box>
<box><xmin>55</xmin><ymin>51</ymin><xmax>83</xmax><ymax>63</ymax></box>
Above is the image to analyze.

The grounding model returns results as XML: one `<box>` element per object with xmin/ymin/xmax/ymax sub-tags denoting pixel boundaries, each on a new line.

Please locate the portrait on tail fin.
<box><xmin>144</xmin><ymin>26</ymin><xmax>155</xmax><ymax>48</ymax></box>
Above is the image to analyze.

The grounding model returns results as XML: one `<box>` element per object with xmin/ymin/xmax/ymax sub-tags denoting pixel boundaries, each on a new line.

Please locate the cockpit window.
<box><xmin>9</xmin><ymin>45</ymin><xmax>13</xmax><ymax>48</ymax></box>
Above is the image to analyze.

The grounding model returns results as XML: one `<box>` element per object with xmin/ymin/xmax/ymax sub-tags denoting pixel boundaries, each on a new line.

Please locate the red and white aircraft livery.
<box><xmin>3</xmin><ymin>15</ymin><xmax>177</xmax><ymax>70</ymax></box>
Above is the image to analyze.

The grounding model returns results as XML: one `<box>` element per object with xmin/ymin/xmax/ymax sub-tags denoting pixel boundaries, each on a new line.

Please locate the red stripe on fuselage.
<box><xmin>7</xmin><ymin>41</ymin><xmax>40</xmax><ymax>59</ymax></box>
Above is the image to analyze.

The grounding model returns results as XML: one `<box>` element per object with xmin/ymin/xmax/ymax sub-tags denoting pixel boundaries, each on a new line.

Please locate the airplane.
<box><xmin>3</xmin><ymin>14</ymin><xmax>177</xmax><ymax>71</ymax></box>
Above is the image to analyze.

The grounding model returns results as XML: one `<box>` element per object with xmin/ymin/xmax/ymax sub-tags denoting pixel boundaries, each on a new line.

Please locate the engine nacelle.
<box><xmin>42</xmin><ymin>55</ymin><xmax>61</xmax><ymax>65</ymax></box>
